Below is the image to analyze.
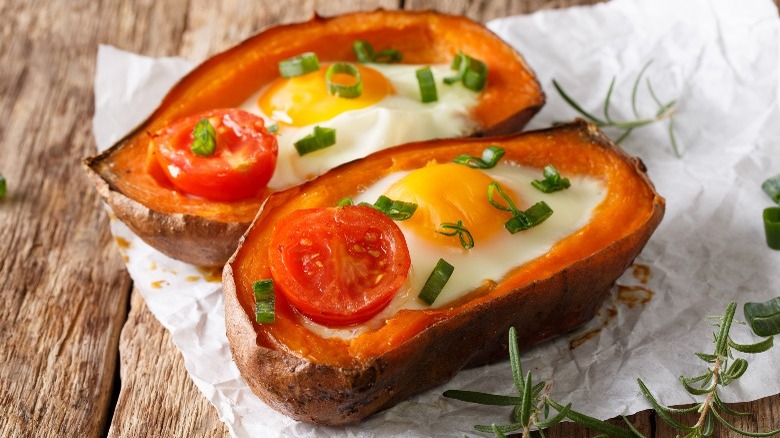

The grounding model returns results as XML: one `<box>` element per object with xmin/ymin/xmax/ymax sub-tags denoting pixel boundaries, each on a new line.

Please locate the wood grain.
<box><xmin>1</xmin><ymin>0</ymin><xmax>779</xmax><ymax>437</ymax></box>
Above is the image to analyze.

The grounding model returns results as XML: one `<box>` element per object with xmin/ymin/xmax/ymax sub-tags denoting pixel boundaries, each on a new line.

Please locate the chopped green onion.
<box><xmin>487</xmin><ymin>181</ymin><xmax>520</xmax><ymax>213</ymax></box>
<box><xmin>353</xmin><ymin>40</ymin><xmax>402</xmax><ymax>63</ymax></box>
<box><xmin>418</xmin><ymin>258</ymin><xmax>455</xmax><ymax>305</ymax></box>
<box><xmin>744</xmin><ymin>297</ymin><xmax>780</xmax><ymax>336</ymax></box>
<box><xmin>363</xmin><ymin>195</ymin><xmax>417</xmax><ymax>221</ymax></box>
<box><xmin>443</xmin><ymin>51</ymin><xmax>488</xmax><ymax>92</ymax></box>
<box><xmin>0</xmin><ymin>174</ymin><xmax>5</xmax><ymax>199</ymax></box>
<box><xmin>504</xmin><ymin>201</ymin><xmax>553</xmax><ymax>234</ymax></box>
<box><xmin>762</xmin><ymin>174</ymin><xmax>780</xmax><ymax>203</ymax></box>
<box><xmin>326</xmin><ymin>63</ymin><xmax>362</xmax><ymax>99</ymax></box>
<box><xmin>278</xmin><ymin>52</ymin><xmax>320</xmax><ymax>78</ymax></box>
<box><xmin>267</xmin><ymin>123</ymin><xmax>279</xmax><ymax>134</ymax></box>
<box><xmin>436</xmin><ymin>220</ymin><xmax>474</xmax><ymax>249</ymax></box>
<box><xmin>415</xmin><ymin>67</ymin><xmax>438</xmax><ymax>103</ymax></box>
<box><xmin>294</xmin><ymin>126</ymin><xmax>336</xmax><ymax>156</ymax></box>
<box><xmin>531</xmin><ymin>165</ymin><xmax>571</xmax><ymax>193</ymax></box>
<box><xmin>454</xmin><ymin>146</ymin><xmax>505</xmax><ymax>169</ymax></box>
<box><xmin>337</xmin><ymin>196</ymin><xmax>417</xmax><ymax>220</ymax></box>
<box><xmin>190</xmin><ymin>118</ymin><xmax>216</xmax><ymax>156</ymax></box>
<box><xmin>764</xmin><ymin>207</ymin><xmax>780</xmax><ymax>250</ymax></box>
<box><xmin>253</xmin><ymin>280</ymin><xmax>275</xmax><ymax>324</ymax></box>
<box><xmin>488</xmin><ymin>182</ymin><xmax>553</xmax><ymax>234</ymax></box>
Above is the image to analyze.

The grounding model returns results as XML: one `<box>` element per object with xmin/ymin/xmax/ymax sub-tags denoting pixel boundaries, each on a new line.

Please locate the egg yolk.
<box><xmin>383</xmin><ymin>162</ymin><xmax>520</xmax><ymax>249</ymax></box>
<box><xmin>258</xmin><ymin>63</ymin><xmax>393</xmax><ymax>127</ymax></box>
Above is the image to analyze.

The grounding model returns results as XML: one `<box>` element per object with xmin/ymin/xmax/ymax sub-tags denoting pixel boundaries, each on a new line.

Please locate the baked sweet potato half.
<box><xmin>83</xmin><ymin>10</ymin><xmax>545</xmax><ymax>266</ymax></box>
<box><xmin>223</xmin><ymin>121</ymin><xmax>665</xmax><ymax>425</ymax></box>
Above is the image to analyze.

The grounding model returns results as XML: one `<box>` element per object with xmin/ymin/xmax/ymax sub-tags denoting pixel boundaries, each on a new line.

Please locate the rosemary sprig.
<box><xmin>446</xmin><ymin>300</ymin><xmax>780</xmax><ymax>437</ymax></box>
<box><xmin>553</xmin><ymin>60</ymin><xmax>681</xmax><ymax>157</ymax></box>
<box><xmin>638</xmin><ymin>301</ymin><xmax>779</xmax><ymax>437</ymax></box>
<box><xmin>443</xmin><ymin>327</ymin><xmax>637</xmax><ymax>438</ymax></box>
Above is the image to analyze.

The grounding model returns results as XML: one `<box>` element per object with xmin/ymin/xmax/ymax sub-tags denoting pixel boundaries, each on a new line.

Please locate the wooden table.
<box><xmin>2</xmin><ymin>0</ymin><xmax>779</xmax><ymax>436</ymax></box>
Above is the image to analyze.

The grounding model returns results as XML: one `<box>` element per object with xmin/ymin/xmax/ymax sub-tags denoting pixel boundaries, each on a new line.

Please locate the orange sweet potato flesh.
<box><xmin>83</xmin><ymin>10</ymin><xmax>544</xmax><ymax>266</ymax></box>
<box><xmin>223</xmin><ymin>121</ymin><xmax>665</xmax><ymax>425</ymax></box>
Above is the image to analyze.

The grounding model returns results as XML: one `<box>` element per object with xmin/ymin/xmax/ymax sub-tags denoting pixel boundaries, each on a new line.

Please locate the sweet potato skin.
<box><xmin>223</xmin><ymin>121</ymin><xmax>665</xmax><ymax>425</ymax></box>
<box><xmin>84</xmin><ymin>9</ymin><xmax>545</xmax><ymax>266</ymax></box>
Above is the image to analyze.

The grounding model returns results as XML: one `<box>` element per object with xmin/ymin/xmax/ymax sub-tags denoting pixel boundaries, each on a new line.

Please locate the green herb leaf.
<box><xmin>763</xmin><ymin>207</ymin><xmax>780</xmax><ymax>250</ymax></box>
<box><xmin>504</xmin><ymin>201</ymin><xmax>553</xmax><ymax>234</ymax></box>
<box><xmin>453</xmin><ymin>146</ymin><xmax>505</xmax><ymax>169</ymax></box>
<box><xmin>253</xmin><ymin>280</ymin><xmax>275</xmax><ymax>324</ymax></box>
<box><xmin>278</xmin><ymin>52</ymin><xmax>320</xmax><ymax>78</ymax></box>
<box><xmin>366</xmin><ymin>195</ymin><xmax>417</xmax><ymax>221</ymax></box>
<box><xmin>267</xmin><ymin>123</ymin><xmax>279</xmax><ymax>133</ymax></box>
<box><xmin>444</xmin><ymin>51</ymin><xmax>488</xmax><ymax>92</ymax></box>
<box><xmin>337</xmin><ymin>197</ymin><xmax>354</xmax><ymax>207</ymax></box>
<box><xmin>326</xmin><ymin>62</ymin><xmax>362</xmax><ymax>99</ymax></box>
<box><xmin>294</xmin><ymin>126</ymin><xmax>336</xmax><ymax>156</ymax></box>
<box><xmin>415</xmin><ymin>67</ymin><xmax>438</xmax><ymax>103</ymax></box>
<box><xmin>473</xmin><ymin>423</ymin><xmax>523</xmax><ymax>434</ymax></box>
<box><xmin>531</xmin><ymin>165</ymin><xmax>571</xmax><ymax>193</ymax></box>
<box><xmin>436</xmin><ymin>220</ymin><xmax>474</xmax><ymax>249</ymax></box>
<box><xmin>744</xmin><ymin>297</ymin><xmax>780</xmax><ymax>336</ymax></box>
<box><xmin>508</xmin><ymin>327</ymin><xmax>524</xmax><ymax>395</ymax></box>
<box><xmin>418</xmin><ymin>259</ymin><xmax>454</xmax><ymax>305</ymax></box>
<box><xmin>442</xmin><ymin>390</ymin><xmax>522</xmax><ymax>406</ymax></box>
<box><xmin>728</xmin><ymin>335</ymin><xmax>774</xmax><ymax>354</ymax></box>
<box><xmin>761</xmin><ymin>174</ymin><xmax>780</xmax><ymax>204</ymax></box>
<box><xmin>353</xmin><ymin>40</ymin><xmax>402</xmax><ymax>63</ymax></box>
<box><xmin>191</xmin><ymin>118</ymin><xmax>217</xmax><ymax>156</ymax></box>
<box><xmin>547</xmin><ymin>399</ymin><xmax>636</xmax><ymax>438</ymax></box>
<box><xmin>0</xmin><ymin>173</ymin><xmax>6</xmax><ymax>199</ymax></box>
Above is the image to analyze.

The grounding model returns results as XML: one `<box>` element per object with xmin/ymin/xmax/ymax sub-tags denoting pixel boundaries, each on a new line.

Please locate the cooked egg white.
<box><xmin>302</xmin><ymin>162</ymin><xmax>607</xmax><ymax>340</ymax></box>
<box><xmin>239</xmin><ymin>63</ymin><xmax>480</xmax><ymax>190</ymax></box>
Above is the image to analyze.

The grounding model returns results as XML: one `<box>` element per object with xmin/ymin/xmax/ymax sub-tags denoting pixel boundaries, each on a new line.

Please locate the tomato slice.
<box><xmin>269</xmin><ymin>206</ymin><xmax>411</xmax><ymax>326</ymax></box>
<box><xmin>149</xmin><ymin>108</ymin><xmax>277</xmax><ymax>202</ymax></box>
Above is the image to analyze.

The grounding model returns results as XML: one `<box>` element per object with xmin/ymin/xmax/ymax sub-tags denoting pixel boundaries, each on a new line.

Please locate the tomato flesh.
<box><xmin>269</xmin><ymin>206</ymin><xmax>411</xmax><ymax>326</ymax></box>
<box><xmin>149</xmin><ymin>108</ymin><xmax>277</xmax><ymax>202</ymax></box>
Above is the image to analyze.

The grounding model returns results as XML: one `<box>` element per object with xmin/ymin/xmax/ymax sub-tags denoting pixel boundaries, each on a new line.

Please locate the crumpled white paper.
<box><xmin>93</xmin><ymin>0</ymin><xmax>780</xmax><ymax>435</ymax></box>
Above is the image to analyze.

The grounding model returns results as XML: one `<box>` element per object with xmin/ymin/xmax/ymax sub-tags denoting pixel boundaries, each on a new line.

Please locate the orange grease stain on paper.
<box><xmin>617</xmin><ymin>285</ymin><xmax>654</xmax><ymax>308</ymax></box>
<box><xmin>569</xmin><ymin>264</ymin><xmax>655</xmax><ymax>350</ymax></box>
<box><xmin>569</xmin><ymin>305</ymin><xmax>618</xmax><ymax>350</ymax></box>
<box><xmin>151</xmin><ymin>280</ymin><xmax>169</xmax><ymax>289</ymax></box>
<box><xmin>185</xmin><ymin>276</ymin><xmax>200</xmax><ymax>282</ymax></box>
<box><xmin>196</xmin><ymin>266</ymin><xmax>222</xmax><ymax>283</ymax></box>
<box><xmin>115</xmin><ymin>237</ymin><xmax>131</xmax><ymax>249</ymax></box>
<box><xmin>632</xmin><ymin>263</ymin><xmax>651</xmax><ymax>283</ymax></box>
<box><xmin>150</xmin><ymin>262</ymin><xmax>157</xmax><ymax>271</ymax></box>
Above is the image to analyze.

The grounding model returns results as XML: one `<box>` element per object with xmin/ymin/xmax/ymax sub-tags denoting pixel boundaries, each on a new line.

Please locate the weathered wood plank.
<box><xmin>0</xmin><ymin>0</ymin><xmax>138</xmax><ymax>436</ymax></box>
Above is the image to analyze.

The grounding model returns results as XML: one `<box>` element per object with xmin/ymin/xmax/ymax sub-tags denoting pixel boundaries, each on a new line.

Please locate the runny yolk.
<box><xmin>258</xmin><ymin>63</ymin><xmax>393</xmax><ymax>127</ymax></box>
<box><xmin>383</xmin><ymin>162</ymin><xmax>520</xmax><ymax>249</ymax></box>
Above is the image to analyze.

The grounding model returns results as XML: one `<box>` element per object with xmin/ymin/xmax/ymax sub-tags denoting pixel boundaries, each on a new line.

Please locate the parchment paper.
<box><xmin>92</xmin><ymin>0</ymin><xmax>780</xmax><ymax>435</ymax></box>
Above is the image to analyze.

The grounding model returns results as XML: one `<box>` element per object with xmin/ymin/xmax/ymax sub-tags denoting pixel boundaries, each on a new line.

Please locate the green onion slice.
<box><xmin>353</xmin><ymin>40</ymin><xmax>402</xmax><ymax>63</ymax></box>
<box><xmin>190</xmin><ymin>118</ymin><xmax>217</xmax><ymax>156</ymax></box>
<box><xmin>0</xmin><ymin>174</ymin><xmax>5</xmax><ymax>199</ymax></box>
<box><xmin>337</xmin><ymin>197</ymin><xmax>354</xmax><ymax>207</ymax></box>
<box><xmin>488</xmin><ymin>182</ymin><xmax>553</xmax><ymax>234</ymax></box>
<box><xmin>416</xmin><ymin>67</ymin><xmax>438</xmax><ymax>103</ymax></box>
<box><xmin>294</xmin><ymin>126</ymin><xmax>336</xmax><ymax>156</ymax></box>
<box><xmin>253</xmin><ymin>280</ymin><xmax>275</xmax><ymax>324</ymax></box>
<box><xmin>454</xmin><ymin>146</ymin><xmax>505</xmax><ymax>169</ymax></box>
<box><xmin>744</xmin><ymin>296</ymin><xmax>780</xmax><ymax>336</ymax></box>
<box><xmin>764</xmin><ymin>207</ymin><xmax>780</xmax><ymax>250</ymax></box>
<box><xmin>531</xmin><ymin>165</ymin><xmax>571</xmax><ymax>193</ymax></box>
<box><xmin>278</xmin><ymin>52</ymin><xmax>320</xmax><ymax>78</ymax></box>
<box><xmin>762</xmin><ymin>174</ymin><xmax>780</xmax><ymax>204</ymax></box>
<box><xmin>364</xmin><ymin>195</ymin><xmax>417</xmax><ymax>221</ymax></box>
<box><xmin>326</xmin><ymin>63</ymin><xmax>362</xmax><ymax>99</ymax></box>
<box><xmin>418</xmin><ymin>259</ymin><xmax>455</xmax><ymax>305</ymax></box>
<box><xmin>267</xmin><ymin>123</ymin><xmax>279</xmax><ymax>134</ymax></box>
<box><xmin>505</xmin><ymin>201</ymin><xmax>553</xmax><ymax>234</ymax></box>
<box><xmin>436</xmin><ymin>220</ymin><xmax>474</xmax><ymax>249</ymax></box>
<box><xmin>444</xmin><ymin>52</ymin><xmax>488</xmax><ymax>92</ymax></box>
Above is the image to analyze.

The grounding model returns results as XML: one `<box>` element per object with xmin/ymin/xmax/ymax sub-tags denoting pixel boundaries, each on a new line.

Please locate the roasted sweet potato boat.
<box><xmin>223</xmin><ymin>121</ymin><xmax>665</xmax><ymax>425</ymax></box>
<box><xmin>83</xmin><ymin>10</ymin><xmax>545</xmax><ymax>266</ymax></box>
